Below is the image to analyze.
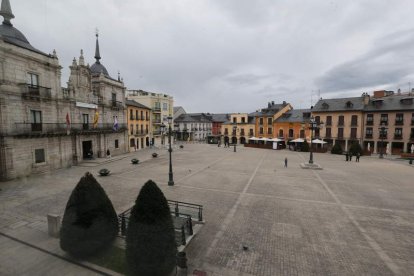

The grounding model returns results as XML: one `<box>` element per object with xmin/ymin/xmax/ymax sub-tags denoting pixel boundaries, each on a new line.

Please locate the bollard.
<box><xmin>47</xmin><ymin>214</ymin><xmax>61</xmax><ymax>238</ymax></box>
<box><xmin>177</xmin><ymin>252</ymin><xmax>188</xmax><ymax>268</ymax></box>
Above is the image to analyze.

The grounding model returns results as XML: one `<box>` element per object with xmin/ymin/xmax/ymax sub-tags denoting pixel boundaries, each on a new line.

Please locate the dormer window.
<box><xmin>372</xmin><ymin>99</ymin><xmax>383</xmax><ymax>107</ymax></box>
<box><xmin>400</xmin><ymin>97</ymin><xmax>413</xmax><ymax>105</ymax></box>
<box><xmin>346</xmin><ymin>101</ymin><xmax>353</xmax><ymax>108</ymax></box>
<box><xmin>322</xmin><ymin>102</ymin><xmax>329</xmax><ymax>109</ymax></box>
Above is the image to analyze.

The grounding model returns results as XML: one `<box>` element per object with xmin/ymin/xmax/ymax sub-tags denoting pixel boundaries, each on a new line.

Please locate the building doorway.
<box><xmin>82</xmin><ymin>140</ymin><xmax>93</xmax><ymax>159</ymax></box>
<box><xmin>141</xmin><ymin>138</ymin><xmax>144</xmax><ymax>149</ymax></box>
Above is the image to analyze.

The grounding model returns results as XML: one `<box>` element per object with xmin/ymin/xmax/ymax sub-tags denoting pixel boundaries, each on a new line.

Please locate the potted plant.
<box><xmin>131</xmin><ymin>158</ymin><xmax>139</xmax><ymax>164</ymax></box>
<box><xmin>152</xmin><ymin>153</ymin><xmax>158</xmax><ymax>158</ymax></box>
<box><xmin>98</xmin><ymin>168</ymin><xmax>110</xmax><ymax>176</ymax></box>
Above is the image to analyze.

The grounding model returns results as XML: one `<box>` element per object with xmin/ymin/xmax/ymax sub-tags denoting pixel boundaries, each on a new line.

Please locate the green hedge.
<box><xmin>126</xmin><ymin>180</ymin><xmax>177</xmax><ymax>276</ymax></box>
<box><xmin>331</xmin><ymin>143</ymin><xmax>343</xmax><ymax>155</ymax></box>
<box><xmin>60</xmin><ymin>172</ymin><xmax>118</xmax><ymax>258</ymax></box>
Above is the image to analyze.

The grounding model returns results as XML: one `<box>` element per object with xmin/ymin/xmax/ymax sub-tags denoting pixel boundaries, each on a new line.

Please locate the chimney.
<box><xmin>362</xmin><ymin>92</ymin><xmax>370</xmax><ymax>105</ymax></box>
<box><xmin>373</xmin><ymin>90</ymin><xmax>386</xmax><ymax>98</ymax></box>
<box><xmin>282</xmin><ymin>101</ymin><xmax>287</xmax><ymax>106</ymax></box>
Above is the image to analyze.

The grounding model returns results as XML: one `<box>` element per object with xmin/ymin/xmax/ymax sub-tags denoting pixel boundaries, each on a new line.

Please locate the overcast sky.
<box><xmin>9</xmin><ymin>0</ymin><xmax>414</xmax><ymax>113</ymax></box>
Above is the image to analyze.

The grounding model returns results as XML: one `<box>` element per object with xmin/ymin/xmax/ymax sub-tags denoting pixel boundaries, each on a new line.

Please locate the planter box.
<box><xmin>152</xmin><ymin>153</ymin><xmax>158</xmax><ymax>158</ymax></box>
<box><xmin>131</xmin><ymin>159</ymin><xmax>139</xmax><ymax>164</ymax></box>
<box><xmin>99</xmin><ymin>169</ymin><xmax>110</xmax><ymax>176</ymax></box>
<box><xmin>401</xmin><ymin>153</ymin><xmax>414</xmax><ymax>159</ymax></box>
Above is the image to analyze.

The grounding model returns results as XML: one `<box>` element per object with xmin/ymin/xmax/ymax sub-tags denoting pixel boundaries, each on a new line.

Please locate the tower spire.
<box><xmin>94</xmin><ymin>29</ymin><xmax>101</xmax><ymax>64</ymax></box>
<box><xmin>0</xmin><ymin>0</ymin><xmax>15</xmax><ymax>25</ymax></box>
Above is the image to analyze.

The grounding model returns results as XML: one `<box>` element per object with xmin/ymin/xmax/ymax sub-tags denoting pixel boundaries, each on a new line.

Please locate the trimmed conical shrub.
<box><xmin>60</xmin><ymin>172</ymin><xmax>118</xmax><ymax>257</ymax></box>
<box><xmin>349</xmin><ymin>142</ymin><xmax>362</xmax><ymax>156</ymax></box>
<box><xmin>331</xmin><ymin>143</ymin><xmax>343</xmax><ymax>154</ymax></box>
<box><xmin>126</xmin><ymin>180</ymin><xmax>177</xmax><ymax>276</ymax></box>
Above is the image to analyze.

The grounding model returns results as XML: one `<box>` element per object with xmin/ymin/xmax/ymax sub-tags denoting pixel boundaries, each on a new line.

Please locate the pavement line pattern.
<box><xmin>205</xmin><ymin>151</ymin><xmax>267</xmax><ymax>258</ymax></box>
<box><xmin>311</xmin><ymin>170</ymin><xmax>401</xmax><ymax>275</ymax></box>
<box><xmin>0</xmin><ymin>231</ymin><xmax>111</xmax><ymax>276</ymax></box>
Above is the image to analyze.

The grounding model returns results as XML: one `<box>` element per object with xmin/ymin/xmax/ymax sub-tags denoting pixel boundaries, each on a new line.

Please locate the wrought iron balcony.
<box><xmin>20</xmin><ymin>84</ymin><xmax>51</xmax><ymax>99</ymax></box>
<box><xmin>111</xmin><ymin>101</ymin><xmax>124</xmax><ymax>110</ymax></box>
<box><xmin>395</xmin><ymin>120</ymin><xmax>404</xmax><ymax>126</ymax></box>
<box><xmin>11</xmin><ymin>122</ymin><xmax>127</xmax><ymax>137</ymax></box>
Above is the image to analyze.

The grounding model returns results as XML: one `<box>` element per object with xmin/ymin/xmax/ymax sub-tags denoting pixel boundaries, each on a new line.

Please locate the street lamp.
<box><xmin>307</xmin><ymin>116</ymin><xmax>324</xmax><ymax>164</ymax></box>
<box><xmin>167</xmin><ymin>116</ymin><xmax>174</xmax><ymax>186</ymax></box>
<box><xmin>233</xmin><ymin>125</ymin><xmax>237</xmax><ymax>152</ymax></box>
<box><xmin>378</xmin><ymin>123</ymin><xmax>387</xmax><ymax>159</ymax></box>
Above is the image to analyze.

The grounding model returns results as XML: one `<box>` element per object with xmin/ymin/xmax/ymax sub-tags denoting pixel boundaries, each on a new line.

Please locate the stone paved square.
<box><xmin>1</xmin><ymin>144</ymin><xmax>414</xmax><ymax>275</ymax></box>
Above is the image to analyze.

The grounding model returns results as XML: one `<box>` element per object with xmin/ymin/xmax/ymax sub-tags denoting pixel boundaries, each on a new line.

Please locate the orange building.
<box><xmin>274</xmin><ymin>109</ymin><xmax>312</xmax><ymax>141</ymax></box>
<box><xmin>252</xmin><ymin>101</ymin><xmax>292</xmax><ymax>138</ymax></box>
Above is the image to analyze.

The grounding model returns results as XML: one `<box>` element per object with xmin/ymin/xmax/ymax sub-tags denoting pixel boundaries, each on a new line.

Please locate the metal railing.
<box><xmin>11</xmin><ymin>122</ymin><xmax>127</xmax><ymax>136</ymax></box>
<box><xmin>118</xmin><ymin>200</ymin><xmax>202</xmax><ymax>245</ymax></box>
<box><xmin>20</xmin><ymin>84</ymin><xmax>51</xmax><ymax>98</ymax></box>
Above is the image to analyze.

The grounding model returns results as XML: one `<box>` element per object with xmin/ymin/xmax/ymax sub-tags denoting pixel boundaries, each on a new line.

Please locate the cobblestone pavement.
<box><xmin>0</xmin><ymin>144</ymin><xmax>414</xmax><ymax>275</ymax></box>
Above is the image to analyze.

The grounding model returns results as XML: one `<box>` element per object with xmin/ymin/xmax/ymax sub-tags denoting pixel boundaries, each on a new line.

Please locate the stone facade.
<box><xmin>0</xmin><ymin>4</ymin><xmax>127</xmax><ymax>180</ymax></box>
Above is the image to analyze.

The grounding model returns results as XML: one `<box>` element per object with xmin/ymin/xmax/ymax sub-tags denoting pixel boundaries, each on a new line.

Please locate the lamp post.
<box><xmin>378</xmin><ymin>123</ymin><xmax>387</xmax><ymax>159</ymax></box>
<box><xmin>167</xmin><ymin>116</ymin><xmax>174</xmax><ymax>186</ymax></box>
<box><xmin>233</xmin><ymin>125</ymin><xmax>237</xmax><ymax>152</ymax></box>
<box><xmin>307</xmin><ymin>116</ymin><xmax>324</xmax><ymax>164</ymax></box>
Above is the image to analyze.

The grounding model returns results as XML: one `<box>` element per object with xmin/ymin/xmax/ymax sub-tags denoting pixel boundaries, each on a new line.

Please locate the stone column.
<box><xmin>345</xmin><ymin>139</ymin><xmax>349</xmax><ymax>152</ymax></box>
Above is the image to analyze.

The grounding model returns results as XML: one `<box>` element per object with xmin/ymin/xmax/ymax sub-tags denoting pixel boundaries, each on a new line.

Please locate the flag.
<box><xmin>113</xmin><ymin>116</ymin><xmax>119</xmax><ymax>131</ymax></box>
<box><xmin>66</xmin><ymin>112</ymin><xmax>70</xmax><ymax>135</ymax></box>
<box><xmin>93</xmin><ymin>110</ymin><xmax>99</xmax><ymax>128</ymax></box>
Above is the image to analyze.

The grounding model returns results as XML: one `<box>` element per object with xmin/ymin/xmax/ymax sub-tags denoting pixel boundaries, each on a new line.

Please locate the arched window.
<box><xmin>279</xmin><ymin>129</ymin><xmax>284</xmax><ymax>138</ymax></box>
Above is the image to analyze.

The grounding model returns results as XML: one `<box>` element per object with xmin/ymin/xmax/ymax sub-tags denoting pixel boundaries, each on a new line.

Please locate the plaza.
<box><xmin>0</xmin><ymin>144</ymin><xmax>414</xmax><ymax>275</ymax></box>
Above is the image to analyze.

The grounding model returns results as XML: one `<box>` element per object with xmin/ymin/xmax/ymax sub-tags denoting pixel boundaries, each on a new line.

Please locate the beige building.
<box><xmin>126</xmin><ymin>89</ymin><xmax>174</xmax><ymax>146</ymax></box>
<box><xmin>221</xmin><ymin>113</ymin><xmax>255</xmax><ymax>144</ymax></box>
<box><xmin>0</xmin><ymin>2</ymin><xmax>127</xmax><ymax>180</ymax></box>
<box><xmin>312</xmin><ymin>91</ymin><xmax>414</xmax><ymax>154</ymax></box>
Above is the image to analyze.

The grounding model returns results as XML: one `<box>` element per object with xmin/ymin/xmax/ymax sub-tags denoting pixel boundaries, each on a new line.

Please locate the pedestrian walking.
<box><xmin>217</xmin><ymin>140</ymin><xmax>221</xmax><ymax>147</ymax></box>
<box><xmin>349</xmin><ymin>153</ymin><xmax>353</xmax><ymax>161</ymax></box>
<box><xmin>356</xmin><ymin>152</ymin><xmax>360</xmax><ymax>162</ymax></box>
<box><xmin>345</xmin><ymin>152</ymin><xmax>349</xmax><ymax>161</ymax></box>
<box><xmin>284</xmin><ymin>157</ymin><xmax>288</xmax><ymax>168</ymax></box>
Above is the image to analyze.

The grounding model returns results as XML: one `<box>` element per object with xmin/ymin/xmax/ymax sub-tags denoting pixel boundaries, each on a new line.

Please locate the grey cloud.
<box><xmin>316</xmin><ymin>29</ymin><xmax>414</xmax><ymax>93</ymax></box>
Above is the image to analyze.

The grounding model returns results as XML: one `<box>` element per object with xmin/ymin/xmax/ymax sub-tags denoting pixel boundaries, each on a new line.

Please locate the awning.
<box><xmin>290</xmin><ymin>138</ymin><xmax>305</xmax><ymax>143</ymax></box>
<box><xmin>267</xmin><ymin>138</ymin><xmax>282</xmax><ymax>142</ymax></box>
<box><xmin>311</xmin><ymin>139</ymin><xmax>327</xmax><ymax>144</ymax></box>
<box><xmin>249</xmin><ymin>137</ymin><xmax>259</xmax><ymax>141</ymax></box>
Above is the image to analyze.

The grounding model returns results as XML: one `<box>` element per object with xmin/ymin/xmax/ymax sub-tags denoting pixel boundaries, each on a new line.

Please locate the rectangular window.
<box><xmin>338</xmin><ymin>116</ymin><xmax>344</xmax><ymax>126</ymax></box>
<box><xmin>82</xmin><ymin>114</ymin><xmax>89</xmax><ymax>130</ymax></box>
<box><xmin>259</xmin><ymin>127</ymin><xmax>264</xmax><ymax>134</ymax></box>
<box><xmin>300</xmin><ymin>129</ymin><xmax>305</xmax><ymax>138</ymax></box>
<box><xmin>115</xmin><ymin>139</ymin><xmax>119</xmax><ymax>149</ymax></box>
<box><xmin>163</xmin><ymin>103</ymin><xmax>168</xmax><ymax>111</ymax></box>
<box><xmin>351</xmin><ymin>115</ymin><xmax>358</xmax><ymax>126</ymax></box>
<box><xmin>338</xmin><ymin>128</ymin><xmax>344</xmax><ymax>138</ymax></box>
<box><xmin>268</xmin><ymin>127</ymin><xmax>272</xmax><ymax>134</ymax></box>
<box><xmin>259</xmin><ymin>118</ymin><xmax>263</xmax><ymax>125</ymax></box>
<box><xmin>241</xmin><ymin>117</ymin><xmax>246</xmax><ymax>123</ymax></box>
<box><xmin>233</xmin><ymin>117</ymin><xmax>237</xmax><ymax>123</ymax></box>
<box><xmin>130</xmin><ymin>124</ymin><xmax>134</xmax><ymax>135</ymax></box>
<box><xmin>411</xmin><ymin>128</ymin><xmax>414</xmax><ymax>138</ymax></box>
<box><xmin>34</xmin><ymin>148</ymin><xmax>45</xmax><ymax>163</ymax></box>
<box><xmin>365</xmin><ymin>128</ymin><xmax>373</xmax><ymax>138</ymax></box>
<box><xmin>325</xmin><ymin>128</ymin><xmax>331</xmax><ymax>138</ymax></box>
<box><xmin>315</xmin><ymin>116</ymin><xmax>320</xmax><ymax>124</ymax></box>
<box><xmin>130</xmin><ymin>110</ymin><xmax>133</xmax><ymax>120</ymax></box>
<box><xmin>136</xmin><ymin>124</ymin><xmax>139</xmax><ymax>134</ymax></box>
<box><xmin>249</xmin><ymin>129</ymin><xmax>254</xmax><ymax>136</ymax></box>
<box><xmin>366</xmin><ymin>114</ymin><xmax>374</xmax><ymax>125</ymax></box>
<box><xmin>394</xmin><ymin>128</ymin><xmax>403</xmax><ymax>139</ymax></box>
<box><xmin>146</xmin><ymin>111</ymin><xmax>149</xmax><ymax>120</ymax></box>
<box><xmin>267</xmin><ymin>117</ymin><xmax>272</xmax><ymax>125</ymax></box>
<box><xmin>112</xmin><ymin>93</ymin><xmax>116</xmax><ymax>103</ymax></box>
<box><xmin>350</xmin><ymin>128</ymin><xmax>357</xmax><ymax>139</ymax></box>
<box><xmin>326</xmin><ymin>116</ymin><xmax>332</xmax><ymax>126</ymax></box>
<box><xmin>240</xmin><ymin>129</ymin><xmax>245</xmax><ymax>136</ymax></box>
<box><xmin>380</xmin><ymin>114</ymin><xmax>388</xmax><ymax>125</ymax></box>
<box><xmin>140</xmin><ymin>111</ymin><xmax>143</xmax><ymax>120</ymax></box>
<box><xmin>379</xmin><ymin>128</ymin><xmax>388</xmax><ymax>139</ymax></box>
<box><xmin>27</xmin><ymin>73</ymin><xmax>39</xmax><ymax>87</ymax></box>
<box><xmin>30</xmin><ymin>110</ymin><xmax>42</xmax><ymax>131</ymax></box>
<box><xmin>395</xmin><ymin>113</ymin><xmax>404</xmax><ymax>125</ymax></box>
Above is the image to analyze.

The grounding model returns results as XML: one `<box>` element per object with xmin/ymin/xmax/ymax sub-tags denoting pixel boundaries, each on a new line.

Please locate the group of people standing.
<box><xmin>345</xmin><ymin>152</ymin><xmax>360</xmax><ymax>162</ymax></box>
<box><xmin>217</xmin><ymin>141</ymin><xmax>230</xmax><ymax>148</ymax></box>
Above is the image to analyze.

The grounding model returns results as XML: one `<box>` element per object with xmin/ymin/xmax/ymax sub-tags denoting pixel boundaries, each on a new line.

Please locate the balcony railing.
<box><xmin>111</xmin><ymin>101</ymin><xmax>124</xmax><ymax>110</ymax></box>
<box><xmin>380</xmin><ymin>120</ymin><xmax>388</xmax><ymax>126</ymax></box>
<box><xmin>20</xmin><ymin>84</ymin><xmax>51</xmax><ymax>99</ymax></box>
<box><xmin>11</xmin><ymin>123</ymin><xmax>127</xmax><ymax>136</ymax></box>
<box><xmin>379</xmin><ymin>134</ymin><xmax>388</xmax><ymax>139</ymax></box>
<box><xmin>395</xmin><ymin>120</ymin><xmax>404</xmax><ymax>126</ymax></box>
<box><xmin>134</xmin><ymin>130</ymin><xmax>149</xmax><ymax>137</ymax></box>
<box><xmin>365</xmin><ymin>134</ymin><xmax>373</xmax><ymax>139</ymax></box>
<box><xmin>153</xmin><ymin>107</ymin><xmax>161</xmax><ymax>112</ymax></box>
<box><xmin>394</xmin><ymin>135</ymin><xmax>403</xmax><ymax>140</ymax></box>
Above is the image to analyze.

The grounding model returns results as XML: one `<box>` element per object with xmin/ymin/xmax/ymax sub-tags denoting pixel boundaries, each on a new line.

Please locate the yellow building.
<box><xmin>126</xmin><ymin>100</ymin><xmax>151</xmax><ymax>151</ymax></box>
<box><xmin>221</xmin><ymin>113</ymin><xmax>255</xmax><ymax>144</ymax></box>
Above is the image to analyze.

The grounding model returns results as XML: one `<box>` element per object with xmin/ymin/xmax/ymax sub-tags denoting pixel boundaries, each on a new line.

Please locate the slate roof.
<box><xmin>175</xmin><ymin>113</ymin><xmax>212</xmax><ymax>123</ymax></box>
<box><xmin>211</xmin><ymin>113</ymin><xmax>230</xmax><ymax>122</ymax></box>
<box><xmin>313</xmin><ymin>94</ymin><xmax>414</xmax><ymax>112</ymax></box>
<box><xmin>364</xmin><ymin>95</ymin><xmax>414</xmax><ymax>112</ymax></box>
<box><xmin>276</xmin><ymin>109</ymin><xmax>311</xmax><ymax>123</ymax></box>
<box><xmin>312</xmin><ymin>97</ymin><xmax>365</xmax><ymax>112</ymax></box>
<box><xmin>252</xmin><ymin>102</ymin><xmax>290</xmax><ymax>116</ymax></box>
<box><xmin>125</xmin><ymin>99</ymin><xmax>151</xmax><ymax>110</ymax></box>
